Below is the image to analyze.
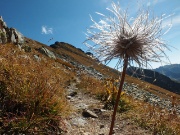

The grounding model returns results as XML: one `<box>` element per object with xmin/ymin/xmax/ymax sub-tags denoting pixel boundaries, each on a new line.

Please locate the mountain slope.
<box><xmin>155</xmin><ymin>64</ymin><xmax>180</xmax><ymax>82</ymax></box>
<box><xmin>126</xmin><ymin>66</ymin><xmax>180</xmax><ymax>94</ymax></box>
<box><xmin>1</xmin><ymin>38</ymin><xmax>180</xmax><ymax>134</ymax></box>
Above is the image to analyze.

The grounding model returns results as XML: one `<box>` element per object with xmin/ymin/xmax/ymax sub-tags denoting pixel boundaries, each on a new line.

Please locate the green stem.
<box><xmin>109</xmin><ymin>56</ymin><xmax>128</xmax><ymax>135</ymax></box>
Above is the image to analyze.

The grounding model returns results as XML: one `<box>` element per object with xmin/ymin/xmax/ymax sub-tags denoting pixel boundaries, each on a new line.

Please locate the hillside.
<box><xmin>0</xmin><ymin>17</ymin><xmax>180</xmax><ymax>134</ymax></box>
<box><xmin>155</xmin><ymin>64</ymin><xmax>180</xmax><ymax>82</ymax></box>
<box><xmin>126</xmin><ymin>66</ymin><xmax>180</xmax><ymax>94</ymax></box>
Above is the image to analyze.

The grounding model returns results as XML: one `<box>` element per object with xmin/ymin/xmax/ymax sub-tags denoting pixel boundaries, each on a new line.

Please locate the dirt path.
<box><xmin>64</xmin><ymin>79</ymin><xmax>152</xmax><ymax>135</ymax></box>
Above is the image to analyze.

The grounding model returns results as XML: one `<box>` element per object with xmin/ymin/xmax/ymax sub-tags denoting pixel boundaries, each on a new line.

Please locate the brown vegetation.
<box><xmin>0</xmin><ymin>40</ymin><xmax>179</xmax><ymax>134</ymax></box>
<box><xmin>0</xmin><ymin>43</ymin><xmax>74</xmax><ymax>134</ymax></box>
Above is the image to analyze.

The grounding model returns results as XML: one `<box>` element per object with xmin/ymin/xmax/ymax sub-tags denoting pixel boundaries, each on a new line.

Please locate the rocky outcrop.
<box><xmin>38</xmin><ymin>47</ymin><xmax>56</xmax><ymax>59</ymax></box>
<box><xmin>0</xmin><ymin>16</ymin><xmax>24</xmax><ymax>45</ymax></box>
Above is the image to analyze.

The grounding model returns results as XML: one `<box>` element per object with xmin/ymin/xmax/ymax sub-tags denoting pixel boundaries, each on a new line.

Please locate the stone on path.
<box><xmin>82</xmin><ymin>109</ymin><xmax>98</xmax><ymax>118</ymax></box>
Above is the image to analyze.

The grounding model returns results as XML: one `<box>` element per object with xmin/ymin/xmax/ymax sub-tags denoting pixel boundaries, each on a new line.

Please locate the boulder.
<box><xmin>38</xmin><ymin>47</ymin><xmax>56</xmax><ymax>59</ymax></box>
<box><xmin>82</xmin><ymin>109</ymin><xmax>98</xmax><ymax>118</ymax></box>
<box><xmin>0</xmin><ymin>16</ymin><xmax>24</xmax><ymax>45</ymax></box>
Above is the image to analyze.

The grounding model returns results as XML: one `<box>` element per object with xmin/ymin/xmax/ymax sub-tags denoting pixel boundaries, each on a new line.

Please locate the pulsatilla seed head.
<box><xmin>113</xmin><ymin>35</ymin><xmax>143</xmax><ymax>59</ymax></box>
<box><xmin>84</xmin><ymin>2</ymin><xmax>172</xmax><ymax>68</ymax></box>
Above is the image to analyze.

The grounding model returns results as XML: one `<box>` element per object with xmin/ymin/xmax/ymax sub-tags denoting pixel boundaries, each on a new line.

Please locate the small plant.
<box><xmin>102</xmin><ymin>79</ymin><xmax>131</xmax><ymax>113</ymax></box>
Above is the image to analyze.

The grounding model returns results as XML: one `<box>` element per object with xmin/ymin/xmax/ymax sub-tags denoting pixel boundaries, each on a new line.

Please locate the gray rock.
<box><xmin>123</xmin><ymin>83</ymin><xmax>180</xmax><ymax>114</ymax></box>
<box><xmin>83</xmin><ymin>132</ymin><xmax>91</xmax><ymax>135</ymax></box>
<box><xmin>100</xmin><ymin>125</ymin><xmax>105</xmax><ymax>129</ymax></box>
<box><xmin>68</xmin><ymin>91</ymin><xmax>77</xmax><ymax>97</ymax></box>
<box><xmin>38</xmin><ymin>47</ymin><xmax>56</xmax><ymax>59</ymax></box>
<box><xmin>82</xmin><ymin>109</ymin><xmax>98</xmax><ymax>118</ymax></box>
<box><xmin>75</xmin><ymin>103</ymin><xmax>89</xmax><ymax>109</ymax></box>
<box><xmin>66</xmin><ymin>96</ymin><xmax>72</xmax><ymax>100</ymax></box>
<box><xmin>22</xmin><ymin>45</ymin><xmax>31</xmax><ymax>52</ymax></box>
<box><xmin>34</xmin><ymin>55</ymin><xmax>41</xmax><ymax>61</ymax></box>
<box><xmin>71</xmin><ymin>117</ymin><xmax>87</xmax><ymax>127</ymax></box>
<box><xmin>0</xmin><ymin>16</ymin><xmax>24</xmax><ymax>45</ymax></box>
<box><xmin>0</xmin><ymin>16</ymin><xmax>7</xmax><ymax>28</ymax></box>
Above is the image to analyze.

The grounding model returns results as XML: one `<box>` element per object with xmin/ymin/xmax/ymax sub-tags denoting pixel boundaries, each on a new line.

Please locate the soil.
<box><xmin>63</xmin><ymin>79</ymin><xmax>152</xmax><ymax>135</ymax></box>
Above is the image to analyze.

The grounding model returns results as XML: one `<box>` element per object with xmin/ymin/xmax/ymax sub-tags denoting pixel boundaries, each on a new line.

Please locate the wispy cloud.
<box><xmin>101</xmin><ymin>0</ymin><xmax>108</xmax><ymax>3</ymax></box>
<box><xmin>99</xmin><ymin>0</ymin><xmax>112</xmax><ymax>7</ymax></box>
<box><xmin>162</xmin><ymin>14</ymin><xmax>180</xmax><ymax>27</ymax></box>
<box><xmin>173</xmin><ymin>7</ymin><xmax>180</xmax><ymax>13</ymax></box>
<box><xmin>172</xmin><ymin>15</ymin><xmax>180</xmax><ymax>27</ymax></box>
<box><xmin>41</xmin><ymin>25</ymin><xmax>53</xmax><ymax>34</ymax></box>
<box><xmin>163</xmin><ymin>15</ymin><xmax>180</xmax><ymax>40</ymax></box>
<box><xmin>146</xmin><ymin>0</ymin><xmax>167</xmax><ymax>6</ymax></box>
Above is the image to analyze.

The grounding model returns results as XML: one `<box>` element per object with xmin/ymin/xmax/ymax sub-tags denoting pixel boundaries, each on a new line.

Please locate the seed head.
<box><xmin>84</xmin><ymin>2</ymin><xmax>172</xmax><ymax>68</ymax></box>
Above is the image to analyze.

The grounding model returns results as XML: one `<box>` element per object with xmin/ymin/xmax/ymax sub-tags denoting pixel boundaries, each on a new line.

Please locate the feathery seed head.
<box><xmin>84</xmin><ymin>2</ymin><xmax>171</xmax><ymax>68</ymax></box>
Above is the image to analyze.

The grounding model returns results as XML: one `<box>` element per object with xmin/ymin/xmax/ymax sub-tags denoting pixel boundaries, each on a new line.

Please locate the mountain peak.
<box><xmin>155</xmin><ymin>64</ymin><xmax>180</xmax><ymax>82</ymax></box>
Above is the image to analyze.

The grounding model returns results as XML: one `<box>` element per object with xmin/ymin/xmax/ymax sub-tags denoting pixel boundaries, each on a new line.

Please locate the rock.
<box><xmin>94</xmin><ymin>108</ymin><xmax>106</xmax><ymax>114</ymax></box>
<box><xmin>38</xmin><ymin>47</ymin><xmax>56</xmax><ymax>59</ymax></box>
<box><xmin>83</xmin><ymin>132</ymin><xmax>91</xmax><ymax>135</ymax></box>
<box><xmin>76</xmin><ymin>103</ymin><xmax>89</xmax><ymax>109</ymax></box>
<box><xmin>123</xmin><ymin>82</ymin><xmax>180</xmax><ymax>114</ymax></box>
<box><xmin>22</xmin><ymin>45</ymin><xmax>31</xmax><ymax>52</ymax></box>
<box><xmin>100</xmin><ymin>125</ymin><xmax>105</xmax><ymax>129</ymax></box>
<box><xmin>34</xmin><ymin>55</ymin><xmax>41</xmax><ymax>61</ymax></box>
<box><xmin>68</xmin><ymin>91</ymin><xmax>77</xmax><ymax>97</ymax></box>
<box><xmin>0</xmin><ymin>16</ymin><xmax>24</xmax><ymax>45</ymax></box>
<box><xmin>71</xmin><ymin>117</ymin><xmax>87</xmax><ymax>127</ymax></box>
<box><xmin>66</xmin><ymin>96</ymin><xmax>72</xmax><ymax>100</ymax></box>
<box><xmin>82</xmin><ymin>109</ymin><xmax>98</xmax><ymax>118</ymax></box>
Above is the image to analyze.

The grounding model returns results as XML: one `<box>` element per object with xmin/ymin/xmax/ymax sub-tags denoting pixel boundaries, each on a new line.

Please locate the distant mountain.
<box><xmin>126</xmin><ymin>67</ymin><xmax>180</xmax><ymax>94</ymax></box>
<box><xmin>154</xmin><ymin>64</ymin><xmax>180</xmax><ymax>82</ymax></box>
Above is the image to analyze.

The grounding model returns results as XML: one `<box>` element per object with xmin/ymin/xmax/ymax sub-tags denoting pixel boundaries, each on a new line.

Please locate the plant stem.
<box><xmin>109</xmin><ymin>56</ymin><xmax>128</xmax><ymax>135</ymax></box>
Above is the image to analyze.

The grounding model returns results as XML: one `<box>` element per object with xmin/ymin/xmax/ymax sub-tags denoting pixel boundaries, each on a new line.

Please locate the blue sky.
<box><xmin>0</xmin><ymin>0</ymin><xmax>180</xmax><ymax>69</ymax></box>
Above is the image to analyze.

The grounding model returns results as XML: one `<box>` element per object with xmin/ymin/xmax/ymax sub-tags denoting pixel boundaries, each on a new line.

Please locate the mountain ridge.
<box><xmin>155</xmin><ymin>64</ymin><xmax>180</xmax><ymax>82</ymax></box>
<box><xmin>126</xmin><ymin>66</ymin><xmax>180</xmax><ymax>94</ymax></box>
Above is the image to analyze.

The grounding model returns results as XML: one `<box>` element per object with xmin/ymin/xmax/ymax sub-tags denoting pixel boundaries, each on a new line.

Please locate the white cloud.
<box><xmin>162</xmin><ymin>14</ymin><xmax>180</xmax><ymax>30</ymax></box>
<box><xmin>101</xmin><ymin>0</ymin><xmax>109</xmax><ymax>4</ymax></box>
<box><xmin>172</xmin><ymin>15</ymin><xmax>180</xmax><ymax>27</ymax></box>
<box><xmin>152</xmin><ymin>0</ymin><xmax>167</xmax><ymax>5</ymax></box>
<box><xmin>147</xmin><ymin>2</ymin><xmax>151</xmax><ymax>6</ymax></box>
<box><xmin>146</xmin><ymin>0</ymin><xmax>167</xmax><ymax>7</ymax></box>
<box><xmin>41</xmin><ymin>25</ymin><xmax>53</xmax><ymax>34</ymax></box>
<box><xmin>173</xmin><ymin>7</ymin><xmax>180</xmax><ymax>13</ymax></box>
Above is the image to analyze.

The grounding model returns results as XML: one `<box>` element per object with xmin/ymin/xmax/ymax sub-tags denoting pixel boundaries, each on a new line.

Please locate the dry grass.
<box><xmin>76</xmin><ymin>72</ymin><xmax>180</xmax><ymax>135</ymax></box>
<box><xmin>76</xmin><ymin>73</ymin><xmax>104</xmax><ymax>96</ymax></box>
<box><xmin>55</xmin><ymin>58</ymin><xmax>75</xmax><ymax>69</ymax></box>
<box><xmin>125</xmin><ymin>98</ymin><xmax>180</xmax><ymax>135</ymax></box>
<box><xmin>0</xmin><ymin>43</ymin><xmax>75</xmax><ymax>134</ymax></box>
